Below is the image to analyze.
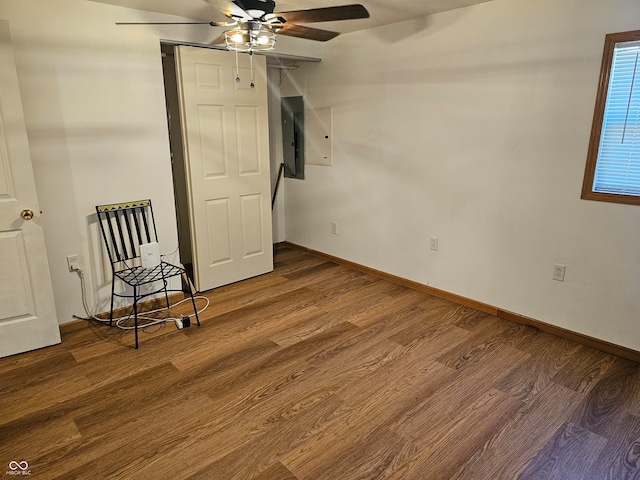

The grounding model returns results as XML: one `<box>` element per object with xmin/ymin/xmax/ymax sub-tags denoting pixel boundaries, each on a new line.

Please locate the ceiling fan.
<box><xmin>117</xmin><ymin>0</ymin><xmax>370</xmax><ymax>52</ymax></box>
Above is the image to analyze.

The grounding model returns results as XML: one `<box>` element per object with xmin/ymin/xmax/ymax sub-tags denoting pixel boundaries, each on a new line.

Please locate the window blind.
<box><xmin>593</xmin><ymin>41</ymin><xmax>640</xmax><ymax>196</ymax></box>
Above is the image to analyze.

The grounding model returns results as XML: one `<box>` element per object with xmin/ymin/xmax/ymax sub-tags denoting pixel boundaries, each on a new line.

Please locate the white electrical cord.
<box><xmin>72</xmin><ymin>268</ymin><xmax>209</xmax><ymax>332</ymax></box>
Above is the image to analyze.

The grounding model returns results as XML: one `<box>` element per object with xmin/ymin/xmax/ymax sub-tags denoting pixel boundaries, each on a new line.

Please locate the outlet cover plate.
<box><xmin>552</xmin><ymin>264</ymin><xmax>566</xmax><ymax>282</ymax></box>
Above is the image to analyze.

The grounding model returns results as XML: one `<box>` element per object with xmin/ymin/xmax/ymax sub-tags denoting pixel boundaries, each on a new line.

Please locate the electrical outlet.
<box><xmin>66</xmin><ymin>254</ymin><xmax>79</xmax><ymax>272</ymax></box>
<box><xmin>430</xmin><ymin>236</ymin><xmax>439</xmax><ymax>251</ymax></box>
<box><xmin>552</xmin><ymin>264</ymin><xmax>566</xmax><ymax>282</ymax></box>
<box><xmin>331</xmin><ymin>222</ymin><xmax>338</xmax><ymax>235</ymax></box>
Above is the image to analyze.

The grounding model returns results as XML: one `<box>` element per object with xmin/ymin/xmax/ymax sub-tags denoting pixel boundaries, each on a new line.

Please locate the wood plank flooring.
<box><xmin>1</xmin><ymin>244</ymin><xmax>639</xmax><ymax>479</ymax></box>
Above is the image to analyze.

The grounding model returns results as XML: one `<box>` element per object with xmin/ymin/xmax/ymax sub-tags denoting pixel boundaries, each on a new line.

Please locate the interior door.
<box><xmin>0</xmin><ymin>20</ymin><xmax>60</xmax><ymax>358</ymax></box>
<box><xmin>175</xmin><ymin>46</ymin><xmax>273</xmax><ymax>292</ymax></box>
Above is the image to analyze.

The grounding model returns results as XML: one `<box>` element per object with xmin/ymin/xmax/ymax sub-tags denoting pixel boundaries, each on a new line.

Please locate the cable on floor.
<box><xmin>71</xmin><ymin>268</ymin><xmax>209</xmax><ymax>332</ymax></box>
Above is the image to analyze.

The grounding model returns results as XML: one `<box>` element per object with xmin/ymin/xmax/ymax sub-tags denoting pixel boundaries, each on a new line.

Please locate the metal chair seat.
<box><xmin>114</xmin><ymin>262</ymin><xmax>185</xmax><ymax>286</ymax></box>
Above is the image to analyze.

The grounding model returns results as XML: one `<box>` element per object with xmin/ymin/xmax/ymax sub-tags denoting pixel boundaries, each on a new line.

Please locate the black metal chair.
<box><xmin>96</xmin><ymin>199</ymin><xmax>200</xmax><ymax>348</ymax></box>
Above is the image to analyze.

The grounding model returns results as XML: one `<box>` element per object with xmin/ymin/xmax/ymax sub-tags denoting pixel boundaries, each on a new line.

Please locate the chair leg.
<box><xmin>109</xmin><ymin>275</ymin><xmax>116</xmax><ymax>327</ymax></box>
<box><xmin>133</xmin><ymin>286</ymin><xmax>139</xmax><ymax>349</ymax></box>
<box><xmin>158</xmin><ymin>264</ymin><xmax>171</xmax><ymax>312</ymax></box>
<box><xmin>163</xmin><ymin>281</ymin><xmax>171</xmax><ymax>311</ymax></box>
<box><xmin>189</xmin><ymin>289</ymin><xmax>200</xmax><ymax>327</ymax></box>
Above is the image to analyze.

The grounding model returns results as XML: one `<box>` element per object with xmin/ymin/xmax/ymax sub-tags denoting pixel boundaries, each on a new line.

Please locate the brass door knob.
<box><xmin>20</xmin><ymin>209</ymin><xmax>34</xmax><ymax>220</ymax></box>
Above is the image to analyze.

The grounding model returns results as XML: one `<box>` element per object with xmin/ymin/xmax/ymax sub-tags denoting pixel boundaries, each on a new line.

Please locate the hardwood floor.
<box><xmin>1</xmin><ymin>244</ymin><xmax>639</xmax><ymax>479</ymax></box>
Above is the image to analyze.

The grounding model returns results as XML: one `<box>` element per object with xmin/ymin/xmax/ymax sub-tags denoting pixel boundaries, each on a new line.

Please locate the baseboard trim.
<box><xmin>278</xmin><ymin>242</ymin><xmax>498</xmax><ymax>315</ymax></box>
<box><xmin>279</xmin><ymin>242</ymin><xmax>640</xmax><ymax>363</ymax></box>
<box><xmin>496</xmin><ymin>309</ymin><xmax>640</xmax><ymax>363</ymax></box>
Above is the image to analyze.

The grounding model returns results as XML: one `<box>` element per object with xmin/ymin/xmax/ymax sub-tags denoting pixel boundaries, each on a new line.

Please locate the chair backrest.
<box><xmin>96</xmin><ymin>199</ymin><xmax>158</xmax><ymax>268</ymax></box>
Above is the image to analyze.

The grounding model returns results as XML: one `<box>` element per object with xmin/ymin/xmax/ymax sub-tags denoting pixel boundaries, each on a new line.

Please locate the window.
<box><xmin>582</xmin><ymin>30</ymin><xmax>640</xmax><ymax>205</ymax></box>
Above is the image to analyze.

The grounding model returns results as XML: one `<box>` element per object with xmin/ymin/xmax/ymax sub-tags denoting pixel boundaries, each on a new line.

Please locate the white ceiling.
<box><xmin>88</xmin><ymin>0</ymin><xmax>495</xmax><ymax>35</ymax></box>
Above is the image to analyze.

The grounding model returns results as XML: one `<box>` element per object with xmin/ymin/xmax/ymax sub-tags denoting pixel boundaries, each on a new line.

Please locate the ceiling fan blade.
<box><xmin>277</xmin><ymin>24</ymin><xmax>339</xmax><ymax>42</ymax></box>
<box><xmin>116</xmin><ymin>21</ymin><xmax>234</xmax><ymax>26</ymax></box>
<box><xmin>276</xmin><ymin>4</ymin><xmax>369</xmax><ymax>24</ymax></box>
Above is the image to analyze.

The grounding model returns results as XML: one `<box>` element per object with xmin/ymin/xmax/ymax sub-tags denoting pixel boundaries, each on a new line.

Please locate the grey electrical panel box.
<box><xmin>281</xmin><ymin>96</ymin><xmax>305</xmax><ymax>179</ymax></box>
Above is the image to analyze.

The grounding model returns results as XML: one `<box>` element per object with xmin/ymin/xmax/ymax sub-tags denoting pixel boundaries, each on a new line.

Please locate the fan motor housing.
<box><xmin>234</xmin><ymin>0</ymin><xmax>276</xmax><ymax>17</ymax></box>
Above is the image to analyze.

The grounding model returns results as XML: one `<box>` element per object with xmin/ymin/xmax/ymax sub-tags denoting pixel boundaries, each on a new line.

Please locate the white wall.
<box><xmin>284</xmin><ymin>0</ymin><xmax>640</xmax><ymax>351</ymax></box>
<box><xmin>0</xmin><ymin>0</ymin><xmax>319</xmax><ymax>324</ymax></box>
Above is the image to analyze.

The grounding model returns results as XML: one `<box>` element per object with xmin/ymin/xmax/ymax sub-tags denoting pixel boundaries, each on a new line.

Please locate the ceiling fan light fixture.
<box><xmin>230</xmin><ymin>31</ymin><xmax>244</xmax><ymax>43</ymax></box>
<box><xmin>224</xmin><ymin>23</ymin><xmax>276</xmax><ymax>52</ymax></box>
<box><xmin>256</xmin><ymin>35</ymin><xmax>271</xmax><ymax>45</ymax></box>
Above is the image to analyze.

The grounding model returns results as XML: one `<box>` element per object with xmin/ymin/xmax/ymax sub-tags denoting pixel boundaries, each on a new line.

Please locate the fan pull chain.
<box><xmin>235</xmin><ymin>48</ymin><xmax>240</xmax><ymax>84</ymax></box>
<box><xmin>249</xmin><ymin>51</ymin><xmax>255</xmax><ymax>89</ymax></box>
